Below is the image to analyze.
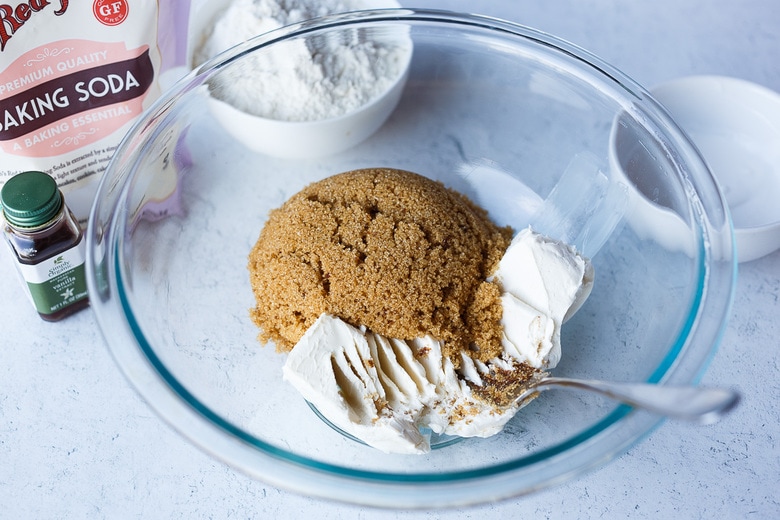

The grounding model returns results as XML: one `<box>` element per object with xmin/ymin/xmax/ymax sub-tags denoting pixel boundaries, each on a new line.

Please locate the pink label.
<box><xmin>0</xmin><ymin>39</ymin><xmax>154</xmax><ymax>156</ymax></box>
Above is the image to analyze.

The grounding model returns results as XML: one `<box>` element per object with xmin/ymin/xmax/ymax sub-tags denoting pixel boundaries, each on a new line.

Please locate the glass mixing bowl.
<box><xmin>86</xmin><ymin>9</ymin><xmax>736</xmax><ymax>508</ymax></box>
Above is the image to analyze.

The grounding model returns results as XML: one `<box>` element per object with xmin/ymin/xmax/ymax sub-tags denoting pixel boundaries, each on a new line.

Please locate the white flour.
<box><xmin>194</xmin><ymin>0</ymin><xmax>409</xmax><ymax>122</ymax></box>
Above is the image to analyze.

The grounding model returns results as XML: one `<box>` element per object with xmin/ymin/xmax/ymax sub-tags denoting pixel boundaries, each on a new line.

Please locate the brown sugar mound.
<box><xmin>247</xmin><ymin>168</ymin><xmax>513</xmax><ymax>363</ymax></box>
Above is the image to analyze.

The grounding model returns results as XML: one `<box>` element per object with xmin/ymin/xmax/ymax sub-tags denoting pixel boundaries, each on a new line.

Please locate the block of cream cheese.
<box><xmin>282</xmin><ymin>227</ymin><xmax>594</xmax><ymax>454</ymax></box>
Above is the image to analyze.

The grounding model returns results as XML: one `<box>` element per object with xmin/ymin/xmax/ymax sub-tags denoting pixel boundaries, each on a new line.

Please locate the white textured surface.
<box><xmin>2</xmin><ymin>0</ymin><xmax>779</xmax><ymax>517</ymax></box>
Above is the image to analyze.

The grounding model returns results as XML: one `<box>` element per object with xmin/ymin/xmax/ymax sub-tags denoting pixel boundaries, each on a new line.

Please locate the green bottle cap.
<box><xmin>1</xmin><ymin>171</ymin><xmax>63</xmax><ymax>228</ymax></box>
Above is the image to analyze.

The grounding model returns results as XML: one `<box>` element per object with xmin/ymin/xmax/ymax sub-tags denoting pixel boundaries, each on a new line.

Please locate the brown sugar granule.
<box><xmin>468</xmin><ymin>361</ymin><xmax>543</xmax><ymax>408</ymax></box>
<box><xmin>248</xmin><ymin>168</ymin><xmax>513</xmax><ymax>362</ymax></box>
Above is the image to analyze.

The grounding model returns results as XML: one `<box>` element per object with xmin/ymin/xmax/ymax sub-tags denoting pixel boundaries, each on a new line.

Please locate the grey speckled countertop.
<box><xmin>2</xmin><ymin>1</ymin><xmax>779</xmax><ymax>518</ymax></box>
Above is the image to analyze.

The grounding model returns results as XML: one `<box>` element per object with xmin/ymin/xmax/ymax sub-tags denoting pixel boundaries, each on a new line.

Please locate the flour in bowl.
<box><xmin>193</xmin><ymin>0</ymin><xmax>411</xmax><ymax>121</ymax></box>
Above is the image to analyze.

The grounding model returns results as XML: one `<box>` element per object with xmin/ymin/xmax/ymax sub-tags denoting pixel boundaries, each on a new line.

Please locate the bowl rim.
<box><xmin>87</xmin><ymin>8</ymin><xmax>737</xmax><ymax>508</ymax></box>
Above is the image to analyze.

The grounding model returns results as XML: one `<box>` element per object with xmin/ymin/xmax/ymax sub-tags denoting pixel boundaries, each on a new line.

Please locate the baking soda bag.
<box><xmin>0</xmin><ymin>0</ymin><xmax>192</xmax><ymax>225</ymax></box>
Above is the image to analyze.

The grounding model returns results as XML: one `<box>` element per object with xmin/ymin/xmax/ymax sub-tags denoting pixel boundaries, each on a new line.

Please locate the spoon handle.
<box><xmin>526</xmin><ymin>377</ymin><xmax>740</xmax><ymax>424</ymax></box>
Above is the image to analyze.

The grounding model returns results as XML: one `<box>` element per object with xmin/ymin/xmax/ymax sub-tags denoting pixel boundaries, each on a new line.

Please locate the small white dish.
<box><xmin>651</xmin><ymin>75</ymin><xmax>780</xmax><ymax>262</ymax></box>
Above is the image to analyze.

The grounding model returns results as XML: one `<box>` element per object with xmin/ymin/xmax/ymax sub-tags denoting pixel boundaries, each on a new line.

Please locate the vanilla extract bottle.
<box><xmin>1</xmin><ymin>171</ymin><xmax>89</xmax><ymax>321</ymax></box>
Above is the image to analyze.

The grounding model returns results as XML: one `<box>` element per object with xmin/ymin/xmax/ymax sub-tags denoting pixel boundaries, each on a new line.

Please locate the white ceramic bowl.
<box><xmin>651</xmin><ymin>75</ymin><xmax>780</xmax><ymax>262</ymax></box>
<box><xmin>186</xmin><ymin>0</ymin><xmax>412</xmax><ymax>159</ymax></box>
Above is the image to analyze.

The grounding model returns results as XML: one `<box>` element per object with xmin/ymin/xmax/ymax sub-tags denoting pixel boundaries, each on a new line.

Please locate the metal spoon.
<box><xmin>515</xmin><ymin>376</ymin><xmax>740</xmax><ymax>424</ymax></box>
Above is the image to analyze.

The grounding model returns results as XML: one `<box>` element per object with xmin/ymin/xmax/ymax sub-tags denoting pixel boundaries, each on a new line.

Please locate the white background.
<box><xmin>1</xmin><ymin>0</ymin><xmax>778</xmax><ymax>518</ymax></box>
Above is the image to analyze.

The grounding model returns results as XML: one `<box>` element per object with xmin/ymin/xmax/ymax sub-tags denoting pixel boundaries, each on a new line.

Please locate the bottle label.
<box><xmin>16</xmin><ymin>238</ymin><xmax>88</xmax><ymax>316</ymax></box>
